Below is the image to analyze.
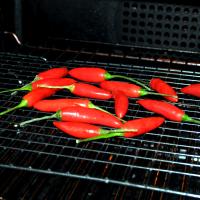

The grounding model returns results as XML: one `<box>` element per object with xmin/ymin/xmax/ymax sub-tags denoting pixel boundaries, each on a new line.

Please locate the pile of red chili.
<box><xmin>0</xmin><ymin>66</ymin><xmax>199</xmax><ymax>143</ymax></box>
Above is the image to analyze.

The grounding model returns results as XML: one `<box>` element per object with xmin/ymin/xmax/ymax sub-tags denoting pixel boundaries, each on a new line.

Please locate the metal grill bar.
<box><xmin>0</xmin><ymin>46</ymin><xmax>200</xmax><ymax>198</ymax></box>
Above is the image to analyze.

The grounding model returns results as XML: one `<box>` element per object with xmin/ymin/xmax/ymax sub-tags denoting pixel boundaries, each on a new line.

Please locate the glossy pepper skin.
<box><xmin>60</xmin><ymin>107</ymin><xmax>122</xmax><ymax>128</ymax></box>
<box><xmin>0</xmin><ymin>88</ymin><xmax>56</xmax><ymax>116</ymax></box>
<box><xmin>0</xmin><ymin>77</ymin><xmax>74</xmax><ymax>95</ymax></box>
<box><xmin>137</xmin><ymin>99</ymin><xmax>200</xmax><ymax>124</ymax></box>
<box><xmin>68</xmin><ymin>67</ymin><xmax>151</xmax><ymax>90</ymax></box>
<box><xmin>36</xmin><ymin>67</ymin><xmax>68</xmax><ymax>80</ymax></box>
<box><xmin>150</xmin><ymin>78</ymin><xmax>178</xmax><ymax>102</ymax></box>
<box><xmin>38</xmin><ymin>82</ymin><xmax>112</xmax><ymax>100</ymax></box>
<box><xmin>19</xmin><ymin>106</ymin><xmax>123</xmax><ymax>128</ymax></box>
<box><xmin>33</xmin><ymin>98</ymin><xmax>108</xmax><ymax>113</ymax></box>
<box><xmin>100</xmin><ymin>81</ymin><xmax>168</xmax><ymax>98</ymax></box>
<box><xmin>113</xmin><ymin>91</ymin><xmax>129</xmax><ymax>118</ymax></box>
<box><xmin>181</xmin><ymin>83</ymin><xmax>200</xmax><ymax>98</ymax></box>
<box><xmin>76</xmin><ymin>117</ymin><xmax>165</xmax><ymax>143</ymax></box>
<box><xmin>53</xmin><ymin>121</ymin><xmax>137</xmax><ymax>139</ymax></box>
<box><xmin>121</xmin><ymin>117</ymin><xmax>165</xmax><ymax>137</ymax></box>
<box><xmin>31</xmin><ymin>78</ymin><xmax>76</xmax><ymax>90</ymax></box>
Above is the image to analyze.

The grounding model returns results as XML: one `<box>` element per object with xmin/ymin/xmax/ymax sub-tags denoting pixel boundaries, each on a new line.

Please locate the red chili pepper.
<box><xmin>76</xmin><ymin>117</ymin><xmax>165</xmax><ymax>143</ymax></box>
<box><xmin>181</xmin><ymin>83</ymin><xmax>200</xmax><ymax>98</ymax></box>
<box><xmin>100</xmin><ymin>81</ymin><xmax>174</xmax><ymax>98</ymax></box>
<box><xmin>38</xmin><ymin>82</ymin><xmax>112</xmax><ymax>100</ymax></box>
<box><xmin>36</xmin><ymin>67</ymin><xmax>68</xmax><ymax>80</ymax></box>
<box><xmin>19</xmin><ymin>106</ymin><xmax>123</xmax><ymax>128</ymax></box>
<box><xmin>0</xmin><ymin>88</ymin><xmax>56</xmax><ymax>116</ymax></box>
<box><xmin>137</xmin><ymin>99</ymin><xmax>200</xmax><ymax>124</ymax></box>
<box><xmin>150</xmin><ymin>78</ymin><xmax>178</xmax><ymax>102</ymax></box>
<box><xmin>0</xmin><ymin>69</ymin><xmax>69</xmax><ymax>95</ymax></box>
<box><xmin>68</xmin><ymin>67</ymin><xmax>151</xmax><ymax>91</ymax></box>
<box><xmin>113</xmin><ymin>91</ymin><xmax>129</xmax><ymax>118</ymax></box>
<box><xmin>33</xmin><ymin>98</ymin><xmax>108</xmax><ymax>113</ymax></box>
<box><xmin>53</xmin><ymin>121</ymin><xmax>137</xmax><ymax>139</ymax></box>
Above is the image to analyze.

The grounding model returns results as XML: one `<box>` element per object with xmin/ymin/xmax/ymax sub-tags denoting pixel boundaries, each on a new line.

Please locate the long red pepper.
<box><xmin>33</xmin><ymin>98</ymin><xmax>112</xmax><ymax>115</ymax></box>
<box><xmin>113</xmin><ymin>91</ymin><xmax>129</xmax><ymax>118</ymax></box>
<box><xmin>150</xmin><ymin>78</ymin><xmax>178</xmax><ymax>102</ymax></box>
<box><xmin>181</xmin><ymin>83</ymin><xmax>200</xmax><ymax>98</ymax></box>
<box><xmin>36</xmin><ymin>67</ymin><xmax>68</xmax><ymax>80</ymax></box>
<box><xmin>19</xmin><ymin>106</ymin><xmax>123</xmax><ymax>128</ymax></box>
<box><xmin>76</xmin><ymin>117</ymin><xmax>165</xmax><ymax>143</ymax></box>
<box><xmin>100</xmin><ymin>81</ymin><xmax>175</xmax><ymax>98</ymax></box>
<box><xmin>0</xmin><ymin>67</ymin><xmax>68</xmax><ymax>94</ymax></box>
<box><xmin>137</xmin><ymin>99</ymin><xmax>200</xmax><ymax>124</ymax></box>
<box><xmin>68</xmin><ymin>67</ymin><xmax>151</xmax><ymax>91</ymax></box>
<box><xmin>0</xmin><ymin>78</ymin><xmax>75</xmax><ymax>94</ymax></box>
<box><xmin>0</xmin><ymin>88</ymin><xmax>56</xmax><ymax>116</ymax></box>
<box><xmin>38</xmin><ymin>82</ymin><xmax>112</xmax><ymax>100</ymax></box>
<box><xmin>53</xmin><ymin>121</ymin><xmax>137</xmax><ymax>139</ymax></box>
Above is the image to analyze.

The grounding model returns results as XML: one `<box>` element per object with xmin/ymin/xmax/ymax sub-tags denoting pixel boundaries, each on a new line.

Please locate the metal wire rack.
<box><xmin>0</xmin><ymin>42</ymin><xmax>200</xmax><ymax>199</ymax></box>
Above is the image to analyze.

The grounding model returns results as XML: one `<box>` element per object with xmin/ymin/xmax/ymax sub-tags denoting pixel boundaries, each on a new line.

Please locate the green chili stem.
<box><xmin>19</xmin><ymin>112</ymin><xmax>59</xmax><ymax>127</ymax></box>
<box><xmin>76</xmin><ymin>132</ymin><xmax>124</xmax><ymax>143</ymax></box>
<box><xmin>110</xmin><ymin>75</ymin><xmax>151</xmax><ymax>91</ymax></box>
<box><xmin>0</xmin><ymin>99</ymin><xmax>27</xmax><ymax>116</ymax></box>
<box><xmin>88</xmin><ymin>102</ymin><xmax>126</xmax><ymax>123</ymax></box>
<box><xmin>0</xmin><ymin>84</ymin><xmax>32</xmax><ymax>94</ymax></box>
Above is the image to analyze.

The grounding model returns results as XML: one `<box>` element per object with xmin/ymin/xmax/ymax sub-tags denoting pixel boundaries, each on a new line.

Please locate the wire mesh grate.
<box><xmin>0</xmin><ymin>48</ymin><xmax>200</xmax><ymax>198</ymax></box>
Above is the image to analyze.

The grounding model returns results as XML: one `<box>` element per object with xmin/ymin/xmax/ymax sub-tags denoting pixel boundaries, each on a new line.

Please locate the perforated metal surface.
<box><xmin>121</xmin><ymin>1</ymin><xmax>200</xmax><ymax>52</ymax></box>
<box><xmin>0</xmin><ymin>45</ymin><xmax>200</xmax><ymax>199</ymax></box>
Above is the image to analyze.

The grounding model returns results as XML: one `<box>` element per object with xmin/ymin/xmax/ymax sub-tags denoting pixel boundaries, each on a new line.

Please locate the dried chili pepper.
<box><xmin>150</xmin><ymin>78</ymin><xmax>178</xmax><ymax>102</ymax></box>
<box><xmin>0</xmin><ymin>78</ymin><xmax>75</xmax><ymax>94</ymax></box>
<box><xmin>137</xmin><ymin>99</ymin><xmax>200</xmax><ymax>124</ymax></box>
<box><xmin>76</xmin><ymin>117</ymin><xmax>165</xmax><ymax>143</ymax></box>
<box><xmin>100</xmin><ymin>81</ymin><xmax>175</xmax><ymax>98</ymax></box>
<box><xmin>113</xmin><ymin>91</ymin><xmax>129</xmax><ymax>118</ymax></box>
<box><xmin>38</xmin><ymin>82</ymin><xmax>112</xmax><ymax>100</ymax></box>
<box><xmin>68</xmin><ymin>67</ymin><xmax>151</xmax><ymax>91</ymax></box>
<box><xmin>19</xmin><ymin>106</ymin><xmax>123</xmax><ymax>128</ymax></box>
<box><xmin>53</xmin><ymin>121</ymin><xmax>137</xmax><ymax>139</ymax></box>
<box><xmin>181</xmin><ymin>83</ymin><xmax>200</xmax><ymax>98</ymax></box>
<box><xmin>0</xmin><ymin>88</ymin><xmax>56</xmax><ymax>116</ymax></box>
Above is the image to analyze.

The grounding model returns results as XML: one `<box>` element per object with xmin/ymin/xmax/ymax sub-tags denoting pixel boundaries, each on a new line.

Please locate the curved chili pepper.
<box><xmin>76</xmin><ymin>117</ymin><xmax>165</xmax><ymax>143</ymax></box>
<box><xmin>181</xmin><ymin>83</ymin><xmax>200</xmax><ymax>98</ymax></box>
<box><xmin>137</xmin><ymin>99</ymin><xmax>200</xmax><ymax>124</ymax></box>
<box><xmin>150</xmin><ymin>78</ymin><xmax>178</xmax><ymax>102</ymax></box>
<box><xmin>0</xmin><ymin>77</ymin><xmax>73</xmax><ymax>95</ymax></box>
<box><xmin>100</xmin><ymin>81</ymin><xmax>175</xmax><ymax>98</ymax></box>
<box><xmin>33</xmin><ymin>98</ymin><xmax>109</xmax><ymax>114</ymax></box>
<box><xmin>36</xmin><ymin>67</ymin><xmax>68</xmax><ymax>80</ymax></box>
<box><xmin>113</xmin><ymin>91</ymin><xmax>129</xmax><ymax>118</ymax></box>
<box><xmin>19</xmin><ymin>106</ymin><xmax>123</xmax><ymax>128</ymax></box>
<box><xmin>68</xmin><ymin>67</ymin><xmax>151</xmax><ymax>91</ymax></box>
<box><xmin>53</xmin><ymin>121</ymin><xmax>137</xmax><ymax>139</ymax></box>
<box><xmin>38</xmin><ymin>82</ymin><xmax>112</xmax><ymax>100</ymax></box>
<box><xmin>0</xmin><ymin>88</ymin><xmax>56</xmax><ymax>116</ymax></box>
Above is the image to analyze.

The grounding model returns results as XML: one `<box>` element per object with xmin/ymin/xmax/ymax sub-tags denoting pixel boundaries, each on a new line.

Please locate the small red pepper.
<box><xmin>53</xmin><ymin>121</ymin><xmax>137</xmax><ymax>139</ymax></box>
<box><xmin>36</xmin><ymin>67</ymin><xmax>68</xmax><ymax>80</ymax></box>
<box><xmin>76</xmin><ymin>117</ymin><xmax>165</xmax><ymax>143</ymax></box>
<box><xmin>68</xmin><ymin>67</ymin><xmax>151</xmax><ymax>90</ymax></box>
<box><xmin>181</xmin><ymin>83</ymin><xmax>200</xmax><ymax>98</ymax></box>
<box><xmin>0</xmin><ymin>88</ymin><xmax>56</xmax><ymax>116</ymax></box>
<box><xmin>19</xmin><ymin>106</ymin><xmax>123</xmax><ymax>128</ymax></box>
<box><xmin>137</xmin><ymin>99</ymin><xmax>200</xmax><ymax>124</ymax></box>
<box><xmin>100</xmin><ymin>81</ymin><xmax>173</xmax><ymax>98</ymax></box>
<box><xmin>0</xmin><ymin>67</ymin><xmax>68</xmax><ymax>94</ymax></box>
<box><xmin>33</xmin><ymin>98</ymin><xmax>109</xmax><ymax>113</ymax></box>
<box><xmin>150</xmin><ymin>78</ymin><xmax>178</xmax><ymax>102</ymax></box>
<box><xmin>38</xmin><ymin>82</ymin><xmax>112</xmax><ymax>100</ymax></box>
<box><xmin>113</xmin><ymin>91</ymin><xmax>129</xmax><ymax>118</ymax></box>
